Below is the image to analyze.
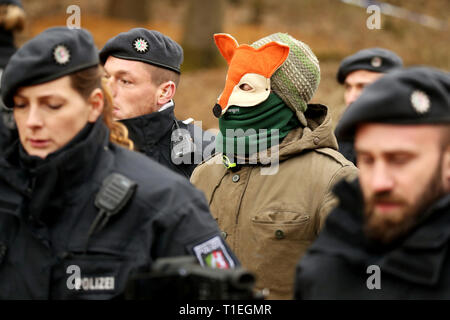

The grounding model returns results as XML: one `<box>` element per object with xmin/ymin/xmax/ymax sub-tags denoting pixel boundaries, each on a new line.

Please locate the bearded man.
<box><xmin>294</xmin><ymin>67</ymin><xmax>450</xmax><ymax>299</ymax></box>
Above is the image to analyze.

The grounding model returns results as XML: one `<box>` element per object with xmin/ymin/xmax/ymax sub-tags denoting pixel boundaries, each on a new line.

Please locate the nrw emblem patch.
<box><xmin>133</xmin><ymin>38</ymin><xmax>149</xmax><ymax>53</ymax></box>
<box><xmin>193</xmin><ymin>236</ymin><xmax>235</xmax><ymax>269</ymax></box>
<box><xmin>53</xmin><ymin>44</ymin><xmax>71</xmax><ymax>65</ymax></box>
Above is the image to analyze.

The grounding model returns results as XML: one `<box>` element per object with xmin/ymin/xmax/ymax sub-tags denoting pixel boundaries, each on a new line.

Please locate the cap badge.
<box><xmin>53</xmin><ymin>44</ymin><xmax>71</xmax><ymax>65</ymax></box>
<box><xmin>133</xmin><ymin>38</ymin><xmax>149</xmax><ymax>53</ymax></box>
<box><xmin>410</xmin><ymin>90</ymin><xmax>430</xmax><ymax>114</ymax></box>
<box><xmin>371</xmin><ymin>56</ymin><xmax>382</xmax><ymax>68</ymax></box>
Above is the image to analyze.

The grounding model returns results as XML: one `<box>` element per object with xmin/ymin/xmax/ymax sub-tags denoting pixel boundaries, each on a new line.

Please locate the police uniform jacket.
<box><xmin>120</xmin><ymin>105</ymin><xmax>215</xmax><ymax>179</ymax></box>
<box><xmin>337</xmin><ymin>139</ymin><xmax>356</xmax><ymax>165</ymax></box>
<box><xmin>295</xmin><ymin>179</ymin><xmax>450</xmax><ymax>299</ymax></box>
<box><xmin>191</xmin><ymin>104</ymin><xmax>358</xmax><ymax>299</ymax></box>
<box><xmin>0</xmin><ymin>29</ymin><xmax>16</xmax><ymax>153</ymax></box>
<box><xmin>0</xmin><ymin>119</ymin><xmax>237</xmax><ymax>299</ymax></box>
<box><xmin>0</xmin><ymin>29</ymin><xmax>16</xmax><ymax>70</ymax></box>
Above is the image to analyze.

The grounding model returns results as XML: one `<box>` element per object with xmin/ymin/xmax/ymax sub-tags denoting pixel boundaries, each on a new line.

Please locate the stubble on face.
<box><xmin>363</xmin><ymin>155</ymin><xmax>445</xmax><ymax>244</ymax></box>
<box><xmin>104</xmin><ymin>57</ymin><xmax>159</xmax><ymax>120</ymax></box>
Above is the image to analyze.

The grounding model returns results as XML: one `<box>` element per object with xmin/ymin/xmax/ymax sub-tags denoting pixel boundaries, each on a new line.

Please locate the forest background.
<box><xmin>17</xmin><ymin>0</ymin><xmax>449</xmax><ymax>130</ymax></box>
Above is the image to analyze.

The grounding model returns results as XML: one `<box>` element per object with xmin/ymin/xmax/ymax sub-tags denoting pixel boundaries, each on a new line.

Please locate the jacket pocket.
<box><xmin>249</xmin><ymin>209</ymin><xmax>313</xmax><ymax>298</ymax></box>
<box><xmin>251</xmin><ymin>208</ymin><xmax>312</xmax><ymax>241</ymax></box>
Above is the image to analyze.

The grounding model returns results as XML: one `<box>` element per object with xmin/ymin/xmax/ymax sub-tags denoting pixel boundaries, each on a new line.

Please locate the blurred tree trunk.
<box><xmin>249</xmin><ymin>0</ymin><xmax>264</xmax><ymax>25</ymax></box>
<box><xmin>107</xmin><ymin>0</ymin><xmax>150</xmax><ymax>22</ymax></box>
<box><xmin>181</xmin><ymin>0</ymin><xmax>226</xmax><ymax>70</ymax></box>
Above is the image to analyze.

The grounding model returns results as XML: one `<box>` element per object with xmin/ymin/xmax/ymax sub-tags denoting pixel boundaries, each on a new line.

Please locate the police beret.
<box><xmin>335</xmin><ymin>67</ymin><xmax>450</xmax><ymax>140</ymax></box>
<box><xmin>99</xmin><ymin>28</ymin><xmax>183</xmax><ymax>74</ymax></box>
<box><xmin>0</xmin><ymin>31</ymin><xmax>16</xmax><ymax>68</ymax></box>
<box><xmin>0</xmin><ymin>0</ymin><xmax>22</xmax><ymax>7</ymax></box>
<box><xmin>1</xmin><ymin>26</ymin><xmax>99</xmax><ymax>109</ymax></box>
<box><xmin>337</xmin><ymin>48</ymin><xmax>403</xmax><ymax>84</ymax></box>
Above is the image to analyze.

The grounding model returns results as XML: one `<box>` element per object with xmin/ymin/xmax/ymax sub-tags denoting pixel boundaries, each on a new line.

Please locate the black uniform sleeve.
<box><xmin>151</xmin><ymin>192</ymin><xmax>239</xmax><ymax>269</ymax></box>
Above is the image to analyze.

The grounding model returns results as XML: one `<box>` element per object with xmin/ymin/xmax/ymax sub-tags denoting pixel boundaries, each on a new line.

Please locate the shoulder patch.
<box><xmin>193</xmin><ymin>236</ymin><xmax>235</xmax><ymax>269</ymax></box>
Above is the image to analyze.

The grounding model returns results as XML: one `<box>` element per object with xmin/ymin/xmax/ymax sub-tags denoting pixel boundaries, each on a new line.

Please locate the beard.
<box><xmin>363</xmin><ymin>157</ymin><xmax>446</xmax><ymax>245</ymax></box>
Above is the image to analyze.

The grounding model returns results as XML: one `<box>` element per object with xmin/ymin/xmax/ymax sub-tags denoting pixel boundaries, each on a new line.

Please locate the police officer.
<box><xmin>100</xmin><ymin>28</ymin><xmax>215</xmax><ymax>179</ymax></box>
<box><xmin>0</xmin><ymin>0</ymin><xmax>25</xmax><ymax>151</ymax></box>
<box><xmin>0</xmin><ymin>27</ymin><xmax>238</xmax><ymax>299</ymax></box>
<box><xmin>294</xmin><ymin>67</ymin><xmax>450</xmax><ymax>299</ymax></box>
<box><xmin>336</xmin><ymin>48</ymin><xmax>403</xmax><ymax>164</ymax></box>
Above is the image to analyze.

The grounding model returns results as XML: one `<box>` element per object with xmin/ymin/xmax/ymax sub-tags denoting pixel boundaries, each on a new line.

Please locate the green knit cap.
<box><xmin>251</xmin><ymin>33</ymin><xmax>320</xmax><ymax>126</ymax></box>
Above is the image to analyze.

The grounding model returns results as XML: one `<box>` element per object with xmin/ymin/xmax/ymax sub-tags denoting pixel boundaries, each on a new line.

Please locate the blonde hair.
<box><xmin>0</xmin><ymin>4</ymin><xmax>26</xmax><ymax>32</ymax></box>
<box><xmin>69</xmin><ymin>66</ymin><xmax>134</xmax><ymax>150</ymax></box>
<box><xmin>146</xmin><ymin>63</ymin><xmax>180</xmax><ymax>87</ymax></box>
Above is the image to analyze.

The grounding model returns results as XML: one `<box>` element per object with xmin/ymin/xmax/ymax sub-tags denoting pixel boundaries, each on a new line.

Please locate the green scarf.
<box><xmin>217</xmin><ymin>93</ymin><xmax>301</xmax><ymax>158</ymax></box>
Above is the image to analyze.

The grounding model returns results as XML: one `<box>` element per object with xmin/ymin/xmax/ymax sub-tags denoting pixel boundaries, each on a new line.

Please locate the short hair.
<box><xmin>145</xmin><ymin>63</ymin><xmax>180</xmax><ymax>87</ymax></box>
<box><xmin>440</xmin><ymin>125</ymin><xmax>450</xmax><ymax>148</ymax></box>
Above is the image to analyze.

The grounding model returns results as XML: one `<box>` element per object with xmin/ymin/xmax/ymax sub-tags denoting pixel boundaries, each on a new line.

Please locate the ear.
<box><xmin>252</xmin><ymin>41</ymin><xmax>290</xmax><ymax>78</ymax></box>
<box><xmin>87</xmin><ymin>88</ymin><xmax>104</xmax><ymax>123</ymax></box>
<box><xmin>214</xmin><ymin>33</ymin><xmax>239</xmax><ymax>64</ymax></box>
<box><xmin>156</xmin><ymin>81</ymin><xmax>176</xmax><ymax>107</ymax></box>
<box><xmin>443</xmin><ymin>146</ymin><xmax>450</xmax><ymax>192</ymax></box>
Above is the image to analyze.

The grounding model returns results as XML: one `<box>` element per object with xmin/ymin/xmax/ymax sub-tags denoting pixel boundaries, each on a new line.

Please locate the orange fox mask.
<box><xmin>212</xmin><ymin>33</ymin><xmax>290</xmax><ymax>118</ymax></box>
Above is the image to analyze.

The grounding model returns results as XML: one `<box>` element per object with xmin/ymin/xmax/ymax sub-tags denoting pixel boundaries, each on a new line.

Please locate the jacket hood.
<box><xmin>0</xmin><ymin>29</ymin><xmax>16</xmax><ymax>68</ymax></box>
<box><xmin>255</xmin><ymin>103</ymin><xmax>338</xmax><ymax>163</ymax></box>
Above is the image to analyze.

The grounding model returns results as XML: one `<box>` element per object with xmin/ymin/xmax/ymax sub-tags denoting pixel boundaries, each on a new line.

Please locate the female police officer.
<box><xmin>0</xmin><ymin>27</ymin><xmax>238</xmax><ymax>299</ymax></box>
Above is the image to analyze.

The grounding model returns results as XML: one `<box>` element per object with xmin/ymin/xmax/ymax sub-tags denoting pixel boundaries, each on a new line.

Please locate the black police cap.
<box><xmin>1</xmin><ymin>26</ymin><xmax>99</xmax><ymax>109</ymax></box>
<box><xmin>0</xmin><ymin>0</ymin><xmax>22</xmax><ymax>7</ymax></box>
<box><xmin>99</xmin><ymin>28</ymin><xmax>183</xmax><ymax>74</ymax></box>
<box><xmin>335</xmin><ymin>67</ymin><xmax>450</xmax><ymax>140</ymax></box>
<box><xmin>337</xmin><ymin>48</ymin><xmax>403</xmax><ymax>84</ymax></box>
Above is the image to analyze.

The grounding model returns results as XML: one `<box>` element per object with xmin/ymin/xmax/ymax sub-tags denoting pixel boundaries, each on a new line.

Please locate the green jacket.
<box><xmin>191</xmin><ymin>104</ymin><xmax>358</xmax><ymax>299</ymax></box>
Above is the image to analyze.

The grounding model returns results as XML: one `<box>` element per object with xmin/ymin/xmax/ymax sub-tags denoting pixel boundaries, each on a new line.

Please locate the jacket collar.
<box><xmin>255</xmin><ymin>103</ymin><xmax>338</xmax><ymax>163</ymax></box>
<box><xmin>231</xmin><ymin>103</ymin><xmax>338</xmax><ymax>165</ymax></box>
<box><xmin>379</xmin><ymin>195</ymin><xmax>450</xmax><ymax>285</ymax></box>
<box><xmin>119</xmin><ymin>105</ymin><xmax>175</xmax><ymax>152</ymax></box>
<box><xmin>313</xmin><ymin>179</ymin><xmax>450</xmax><ymax>286</ymax></box>
<box><xmin>0</xmin><ymin>120</ymin><xmax>109</xmax><ymax>220</ymax></box>
<box><xmin>0</xmin><ymin>29</ymin><xmax>16</xmax><ymax>68</ymax></box>
<box><xmin>20</xmin><ymin>120</ymin><xmax>107</xmax><ymax>182</ymax></box>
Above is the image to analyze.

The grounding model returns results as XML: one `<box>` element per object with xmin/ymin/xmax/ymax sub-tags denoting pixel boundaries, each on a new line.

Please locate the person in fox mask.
<box><xmin>191</xmin><ymin>33</ymin><xmax>358</xmax><ymax>299</ymax></box>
